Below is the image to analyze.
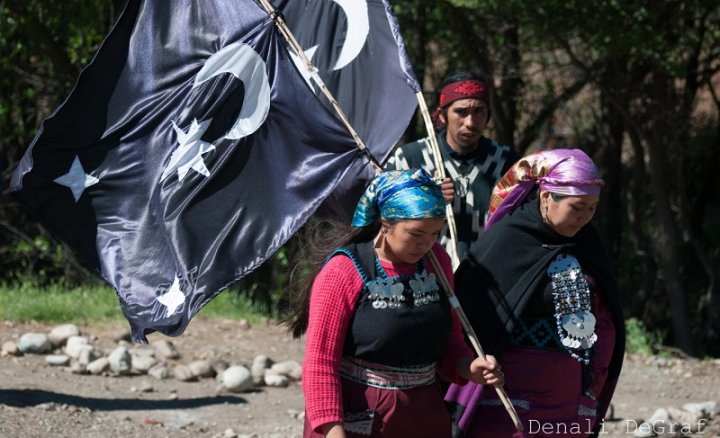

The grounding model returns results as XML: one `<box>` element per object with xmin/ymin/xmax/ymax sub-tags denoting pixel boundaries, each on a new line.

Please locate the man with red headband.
<box><xmin>387</xmin><ymin>70</ymin><xmax>519</xmax><ymax>260</ymax></box>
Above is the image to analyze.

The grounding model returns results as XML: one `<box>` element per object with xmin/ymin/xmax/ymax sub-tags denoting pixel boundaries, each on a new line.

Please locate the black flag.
<box><xmin>11</xmin><ymin>0</ymin><xmax>362</xmax><ymax>342</ymax></box>
<box><xmin>271</xmin><ymin>0</ymin><xmax>421</xmax><ymax>220</ymax></box>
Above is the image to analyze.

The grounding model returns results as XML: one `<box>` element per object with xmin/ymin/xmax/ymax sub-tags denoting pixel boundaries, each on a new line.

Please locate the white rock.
<box><xmin>1</xmin><ymin>341</ymin><xmax>20</xmax><ymax>356</ymax></box>
<box><xmin>45</xmin><ymin>354</ymin><xmax>71</xmax><ymax>366</ymax></box>
<box><xmin>682</xmin><ymin>401</ymin><xmax>718</xmax><ymax>417</ymax></box>
<box><xmin>87</xmin><ymin>357</ymin><xmax>110</xmax><ymax>375</ymax></box>
<box><xmin>129</xmin><ymin>347</ymin><xmax>155</xmax><ymax>358</ymax></box>
<box><xmin>667</xmin><ymin>406</ymin><xmax>700</xmax><ymax>422</ymax></box>
<box><xmin>263</xmin><ymin>371</ymin><xmax>289</xmax><ymax>387</ymax></box>
<box><xmin>78</xmin><ymin>347</ymin><xmax>98</xmax><ymax>366</ymax></box>
<box><xmin>666</xmin><ymin>406</ymin><xmax>706</xmax><ymax>433</ymax></box>
<box><xmin>221</xmin><ymin>365</ymin><xmax>253</xmax><ymax>392</ymax></box>
<box><xmin>152</xmin><ymin>340</ymin><xmax>180</xmax><ymax>360</ymax></box>
<box><xmin>251</xmin><ymin>355</ymin><xmax>272</xmax><ymax>385</ymax></box>
<box><xmin>648</xmin><ymin>407</ymin><xmax>669</xmax><ymax>423</ymax></box>
<box><xmin>17</xmin><ymin>332</ymin><xmax>52</xmax><ymax>354</ymax></box>
<box><xmin>148</xmin><ymin>363</ymin><xmax>170</xmax><ymax>380</ymax></box>
<box><xmin>64</xmin><ymin>336</ymin><xmax>90</xmax><ymax>358</ymax></box>
<box><xmin>47</xmin><ymin>324</ymin><xmax>80</xmax><ymax>346</ymax></box>
<box><xmin>188</xmin><ymin>360</ymin><xmax>215</xmax><ymax>378</ymax></box>
<box><xmin>107</xmin><ymin>346</ymin><xmax>132</xmax><ymax>374</ymax></box>
<box><xmin>633</xmin><ymin>408</ymin><xmax>670</xmax><ymax>437</ymax></box>
<box><xmin>270</xmin><ymin>360</ymin><xmax>302</xmax><ymax>380</ymax></box>
<box><xmin>131</xmin><ymin>355</ymin><xmax>157</xmax><ymax>373</ymax></box>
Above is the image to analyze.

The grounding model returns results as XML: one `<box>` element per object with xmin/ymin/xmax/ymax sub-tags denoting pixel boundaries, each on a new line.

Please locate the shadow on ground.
<box><xmin>0</xmin><ymin>389</ymin><xmax>247</xmax><ymax>411</ymax></box>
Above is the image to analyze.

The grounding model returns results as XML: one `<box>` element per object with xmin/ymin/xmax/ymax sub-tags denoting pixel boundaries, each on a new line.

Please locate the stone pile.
<box><xmin>1</xmin><ymin>323</ymin><xmax>302</xmax><ymax>394</ymax></box>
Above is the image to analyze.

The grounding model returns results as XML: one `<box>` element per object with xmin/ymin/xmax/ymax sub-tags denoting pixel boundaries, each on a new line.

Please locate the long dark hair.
<box><xmin>282</xmin><ymin>218</ymin><xmax>381</xmax><ymax>338</ymax></box>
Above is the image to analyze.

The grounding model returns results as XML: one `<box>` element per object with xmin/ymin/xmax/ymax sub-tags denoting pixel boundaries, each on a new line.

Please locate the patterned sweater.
<box><xmin>386</xmin><ymin>133</ymin><xmax>519</xmax><ymax>260</ymax></box>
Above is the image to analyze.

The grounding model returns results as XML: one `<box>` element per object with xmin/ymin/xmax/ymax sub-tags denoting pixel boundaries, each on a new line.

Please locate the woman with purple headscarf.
<box><xmin>445</xmin><ymin>149</ymin><xmax>625</xmax><ymax>437</ymax></box>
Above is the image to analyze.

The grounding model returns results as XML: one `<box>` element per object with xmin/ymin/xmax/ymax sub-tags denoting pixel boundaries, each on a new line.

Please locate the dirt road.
<box><xmin>1</xmin><ymin>319</ymin><xmax>718</xmax><ymax>437</ymax></box>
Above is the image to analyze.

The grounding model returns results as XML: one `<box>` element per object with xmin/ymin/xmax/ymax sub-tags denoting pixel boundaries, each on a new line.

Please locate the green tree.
<box><xmin>395</xmin><ymin>0</ymin><xmax>720</xmax><ymax>355</ymax></box>
<box><xmin>3</xmin><ymin>0</ymin><xmax>719</xmax><ymax>356</ymax></box>
<box><xmin>1</xmin><ymin>0</ymin><xmax>126</xmax><ymax>284</ymax></box>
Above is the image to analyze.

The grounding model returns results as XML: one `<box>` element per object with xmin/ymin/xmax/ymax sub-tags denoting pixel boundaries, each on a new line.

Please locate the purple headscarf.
<box><xmin>485</xmin><ymin>148</ymin><xmax>604</xmax><ymax>229</ymax></box>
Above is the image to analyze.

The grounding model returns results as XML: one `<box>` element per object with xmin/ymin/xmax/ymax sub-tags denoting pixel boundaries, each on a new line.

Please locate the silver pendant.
<box><xmin>366</xmin><ymin>277</ymin><xmax>405</xmax><ymax>310</ymax></box>
<box><xmin>409</xmin><ymin>271</ymin><xmax>440</xmax><ymax>307</ymax></box>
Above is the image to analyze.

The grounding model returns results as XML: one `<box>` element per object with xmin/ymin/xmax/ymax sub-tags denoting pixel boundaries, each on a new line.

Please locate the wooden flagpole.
<box><xmin>427</xmin><ymin>250</ymin><xmax>524</xmax><ymax>433</ymax></box>
<box><xmin>255</xmin><ymin>0</ymin><xmax>382</xmax><ymax>173</ymax></box>
<box><xmin>415</xmin><ymin>92</ymin><xmax>461</xmax><ymax>269</ymax></box>
<box><xmin>257</xmin><ymin>1</ymin><xmax>521</xmax><ymax>431</ymax></box>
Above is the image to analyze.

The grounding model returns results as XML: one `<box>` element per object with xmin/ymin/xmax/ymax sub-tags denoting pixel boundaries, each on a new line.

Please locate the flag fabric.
<box><xmin>10</xmin><ymin>0</ymin><xmax>362</xmax><ymax>343</ymax></box>
<box><xmin>271</xmin><ymin>0</ymin><xmax>421</xmax><ymax>221</ymax></box>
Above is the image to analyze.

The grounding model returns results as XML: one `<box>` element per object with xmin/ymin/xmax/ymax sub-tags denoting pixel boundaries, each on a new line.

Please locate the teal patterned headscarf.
<box><xmin>351</xmin><ymin>169</ymin><xmax>446</xmax><ymax>227</ymax></box>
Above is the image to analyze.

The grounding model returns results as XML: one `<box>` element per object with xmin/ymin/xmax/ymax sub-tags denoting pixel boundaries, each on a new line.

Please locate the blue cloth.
<box><xmin>351</xmin><ymin>169</ymin><xmax>445</xmax><ymax>226</ymax></box>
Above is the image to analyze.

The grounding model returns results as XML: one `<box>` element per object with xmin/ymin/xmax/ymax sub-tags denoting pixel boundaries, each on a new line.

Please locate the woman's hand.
<box><xmin>458</xmin><ymin>355</ymin><xmax>504</xmax><ymax>386</ymax></box>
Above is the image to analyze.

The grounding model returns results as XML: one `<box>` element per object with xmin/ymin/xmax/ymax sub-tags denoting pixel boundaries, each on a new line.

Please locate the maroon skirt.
<box><xmin>304</xmin><ymin>376</ymin><xmax>453</xmax><ymax>438</ymax></box>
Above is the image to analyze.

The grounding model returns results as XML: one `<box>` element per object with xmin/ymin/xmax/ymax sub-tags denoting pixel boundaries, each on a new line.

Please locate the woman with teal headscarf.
<box><xmin>286</xmin><ymin>169</ymin><xmax>503</xmax><ymax>438</ymax></box>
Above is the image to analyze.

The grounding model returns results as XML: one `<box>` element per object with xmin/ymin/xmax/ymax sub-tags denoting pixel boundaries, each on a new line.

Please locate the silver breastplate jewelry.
<box><xmin>547</xmin><ymin>253</ymin><xmax>597</xmax><ymax>364</ymax></box>
<box><xmin>366</xmin><ymin>258</ymin><xmax>440</xmax><ymax>309</ymax></box>
<box><xmin>409</xmin><ymin>270</ymin><xmax>441</xmax><ymax>305</ymax></box>
<box><xmin>366</xmin><ymin>276</ymin><xmax>405</xmax><ymax>309</ymax></box>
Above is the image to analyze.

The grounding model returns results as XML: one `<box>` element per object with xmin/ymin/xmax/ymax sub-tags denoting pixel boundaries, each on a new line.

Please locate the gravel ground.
<box><xmin>1</xmin><ymin>319</ymin><xmax>718</xmax><ymax>438</ymax></box>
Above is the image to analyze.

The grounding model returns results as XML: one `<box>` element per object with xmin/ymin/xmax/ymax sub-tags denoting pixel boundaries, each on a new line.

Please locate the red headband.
<box><xmin>439</xmin><ymin>80</ymin><xmax>490</xmax><ymax>108</ymax></box>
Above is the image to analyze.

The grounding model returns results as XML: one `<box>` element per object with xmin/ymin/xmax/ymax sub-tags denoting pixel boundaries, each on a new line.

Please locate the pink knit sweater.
<box><xmin>303</xmin><ymin>243</ymin><xmax>472</xmax><ymax>432</ymax></box>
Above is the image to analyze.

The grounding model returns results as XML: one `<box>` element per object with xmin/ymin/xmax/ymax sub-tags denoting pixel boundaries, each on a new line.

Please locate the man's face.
<box><xmin>440</xmin><ymin>98</ymin><xmax>489</xmax><ymax>153</ymax></box>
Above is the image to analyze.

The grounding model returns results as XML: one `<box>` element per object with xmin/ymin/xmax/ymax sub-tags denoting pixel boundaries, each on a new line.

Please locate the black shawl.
<box><xmin>455</xmin><ymin>194</ymin><xmax>625</xmax><ymax>430</ymax></box>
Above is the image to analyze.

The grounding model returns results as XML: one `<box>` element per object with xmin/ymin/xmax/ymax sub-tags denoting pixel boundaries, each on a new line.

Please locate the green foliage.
<box><xmin>1</xmin><ymin>0</ymin><xmax>719</xmax><ymax>355</ymax></box>
<box><xmin>200</xmin><ymin>289</ymin><xmax>273</xmax><ymax>323</ymax></box>
<box><xmin>625</xmin><ymin>317</ymin><xmax>664</xmax><ymax>355</ymax></box>
<box><xmin>0</xmin><ymin>0</ymin><xmax>126</xmax><ymax>288</ymax></box>
<box><xmin>0</xmin><ymin>282</ymin><xmax>268</xmax><ymax>324</ymax></box>
<box><xmin>0</xmin><ymin>283</ymin><xmax>122</xmax><ymax>324</ymax></box>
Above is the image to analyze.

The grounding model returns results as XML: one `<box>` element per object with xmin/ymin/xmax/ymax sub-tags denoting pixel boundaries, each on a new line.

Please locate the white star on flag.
<box><xmin>289</xmin><ymin>46</ymin><xmax>319</xmax><ymax>92</ymax></box>
<box><xmin>157</xmin><ymin>276</ymin><xmax>186</xmax><ymax>317</ymax></box>
<box><xmin>160</xmin><ymin>118</ymin><xmax>215</xmax><ymax>182</ymax></box>
<box><xmin>54</xmin><ymin>155</ymin><xmax>100</xmax><ymax>202</ymax></box>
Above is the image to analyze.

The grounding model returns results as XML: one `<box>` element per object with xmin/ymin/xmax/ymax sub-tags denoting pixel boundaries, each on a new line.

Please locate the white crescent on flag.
<box><xmin>331</xmin><ymin>0</ymin><xmax>369</xmax><ymax>71</ymax></box>
<box><xmin>193</xmin><ymin>42</ymin><xmax>271</xmax><ymax>140</ymax></box>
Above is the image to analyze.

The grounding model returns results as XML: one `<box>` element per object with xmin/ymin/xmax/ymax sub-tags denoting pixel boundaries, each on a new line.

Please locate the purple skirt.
<box><xmin>446</xmin><ymin>347</ymin><xmax>598</xmax><ymax>437</ymax></box>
